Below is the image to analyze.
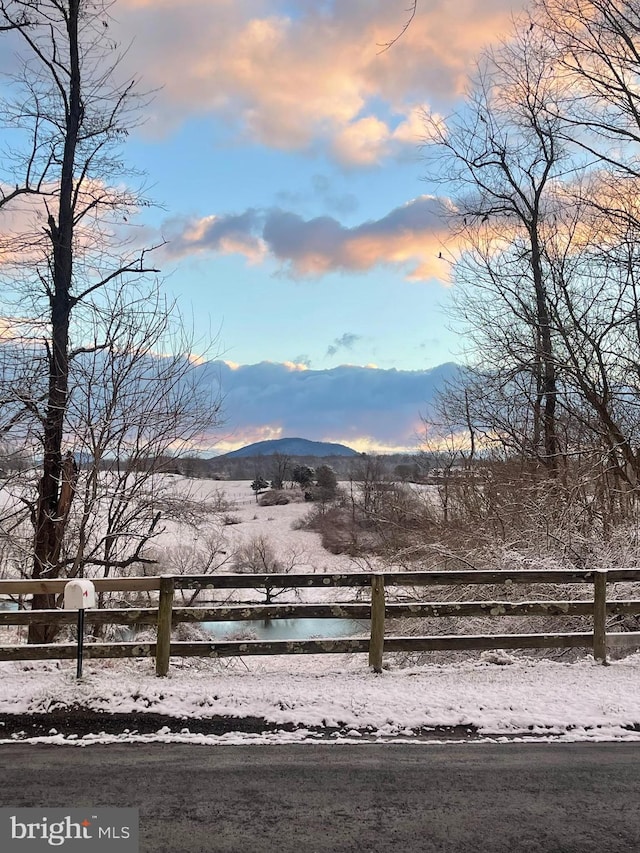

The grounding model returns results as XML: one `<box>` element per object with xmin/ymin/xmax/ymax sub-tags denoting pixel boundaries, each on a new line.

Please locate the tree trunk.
<box><xmin>530</xmin><ymin>227</ymin><xmax>559</xmax><ymax>477</ymax></box>
<box><xmin>29</xmin><ymin>0</ymin><xmax>81</xmax><ymax>644</ymax></box>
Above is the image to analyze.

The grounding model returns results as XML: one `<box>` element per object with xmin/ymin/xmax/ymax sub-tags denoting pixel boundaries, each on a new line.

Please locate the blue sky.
<box><xmin>112</xmin><ymin>1</ymin><xmax>524</xmax><ymax>367</ymax></box>
<box><xmin>2</xmin><ymin>0</ymin><xmax>527</xmax><ymax>452</ymax></box>
<box><xmin>130</xmin><ymin>125</ymin><xmax>452</xmax><ymax>372</ymax></box>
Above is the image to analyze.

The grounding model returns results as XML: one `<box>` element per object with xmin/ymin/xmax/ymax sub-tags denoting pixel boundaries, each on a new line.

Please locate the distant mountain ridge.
<box><xmin>219</xmin><ymin>437</ymin><xmax>358</xmax><ymax>458</ymax></box>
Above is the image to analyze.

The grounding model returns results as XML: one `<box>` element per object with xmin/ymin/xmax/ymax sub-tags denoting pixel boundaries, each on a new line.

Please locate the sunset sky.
<box><xmin>115</xmin><ymin>0</ymin><xmax>525</xmax><ymax>366</ymax></box>
<box><xmin>4</xmin><ymin>1</ymin><xmax>529</xmax><ymax>452</ymax></box>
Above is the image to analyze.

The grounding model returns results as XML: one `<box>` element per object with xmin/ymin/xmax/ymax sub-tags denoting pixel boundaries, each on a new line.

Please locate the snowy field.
<box><xmin>154</xmin><ymin>477</ymin><xmax>373</xmax><ymax>578</ymax></box>
<box><xmin>3</xmin><ymin>478</ymin><xmax>640</xmax><ymax>746</ymax></box>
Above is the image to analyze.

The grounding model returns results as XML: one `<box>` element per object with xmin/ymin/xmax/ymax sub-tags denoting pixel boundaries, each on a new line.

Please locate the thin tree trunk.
<box><xmin>530</xmin><ymin>228</ymin><xmax>558</xmax><ymax>477</ymax></box>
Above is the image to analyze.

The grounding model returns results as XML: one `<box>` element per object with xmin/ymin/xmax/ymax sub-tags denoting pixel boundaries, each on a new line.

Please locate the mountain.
<box><xmin>219</xmin><ymin>437</ymin><xmax>358</xmax><ymax>459</ymax></box>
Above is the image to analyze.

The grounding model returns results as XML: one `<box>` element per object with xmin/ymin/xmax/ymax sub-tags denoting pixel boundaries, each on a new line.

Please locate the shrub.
<box><xmin>258</xmin><ymin>489</ymin><xmax>290</xmax><ymax>506</ymax></box>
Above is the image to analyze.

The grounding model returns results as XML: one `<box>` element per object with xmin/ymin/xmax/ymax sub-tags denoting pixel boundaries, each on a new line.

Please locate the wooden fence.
<box><xmin>1</xmin><ymin>569</ymin><xmax>640</xmax><ymax>675</ymax></box>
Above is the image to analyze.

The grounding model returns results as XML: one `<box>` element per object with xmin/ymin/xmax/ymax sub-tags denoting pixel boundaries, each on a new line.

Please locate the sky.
<box><xmin>4</xmin><ymin>0</ymin><xmax>529</xmax><ymax>453</ymax></box>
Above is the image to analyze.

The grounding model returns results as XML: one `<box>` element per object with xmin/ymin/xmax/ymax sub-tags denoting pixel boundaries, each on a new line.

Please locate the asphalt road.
<box><xmin>1</xmin><ymin>742</ymin><xmax>639</xmax><ymax>852</ymax></box>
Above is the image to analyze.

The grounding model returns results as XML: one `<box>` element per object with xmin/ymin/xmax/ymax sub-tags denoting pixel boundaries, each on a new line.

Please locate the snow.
<box><xmin>2</xmin><ymin>652</ymin><xmax>640</xmax><ymax>746</ymax></box>
<box><xmin>3</xmin><ymin>478</ymin><xmax>640</xmax><ymax>746</ymax></box>
<box><xmin>166</xmin><ymin>479</ymin><xmax>367</xmax><ymax>573</ymax></box>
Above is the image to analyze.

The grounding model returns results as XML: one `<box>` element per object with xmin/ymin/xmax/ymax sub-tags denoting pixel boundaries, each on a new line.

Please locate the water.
<box><xmin>0</xmin><ymin>598</ymin><xmax>370</xmax><ymax>642</ymax></box>
<box><xmin>203</xmin><ymin>617</ymin><xmax>370</xmax><ymax>641</ymax></box>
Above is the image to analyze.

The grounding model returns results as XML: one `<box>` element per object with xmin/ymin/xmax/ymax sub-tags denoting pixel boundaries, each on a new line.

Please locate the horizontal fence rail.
<box><xmin>0</xmin><ymin>569</ymin><xmax>640</xmax><ymax>674</ymax></box>
<box><xmin>3</xmin><ymin>567</ymin><xmax>640</xmax><ymax>595</ymax></box>
<box><xmin>5</xmin><ymin>599</ymin><xmax>640</xmax><ymax>627</ymax></box>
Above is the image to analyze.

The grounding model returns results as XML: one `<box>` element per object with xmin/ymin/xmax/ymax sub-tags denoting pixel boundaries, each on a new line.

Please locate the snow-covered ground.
<box><xmin>4</xmin><ymin>478</ymin><xmax>640</xmax><ymax>746</ymax></box>
<box><xmin>155</xmin><ymin>478</ymin><xmax>370</xmax><ymax>577</ymax></box>
<box><xmin>2</xmin><ymin>652</ymin><xmax>640</xmax><ymax>745</ymax></box>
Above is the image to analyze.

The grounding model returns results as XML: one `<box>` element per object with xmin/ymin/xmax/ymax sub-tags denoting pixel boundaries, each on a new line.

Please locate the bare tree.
<box><xmin>541</xmin><ymin>177</ymin><xmax>640</xmax><ymax>495</ymax></box>
<box><xmin>521</xmin><ymin>1</ymin><xmax>640</xmax><ymax>496</ymax></box>
<box><xmin>0</xmin><ymin>280</ymin><xmax>223</xmax><ymax>637</ymax></box>
<box><xmin>421</xmin><ymin>4</ymin><xmax>640</xmax><ymax>542</ymax></box>
<box><xmin>159</xmin><ymin>531</ymin><xmax>235</xmax><ymax>608</ymax></box>
<box><xmin>62</xmin><ymin>284</ymin><xmax>220</xmax><ymax>576</ymax></box>
<box><xmin>536</xmin><ymin>0</ymin><xmax>640</xmax><ymax>177</ymax></box>
<box><xmin>232</xmin><ymin>535</ymin><xmax>303</xmax><ymax>604</ymax></box>
<box><xmin>0</xmin><ymin>1</ymin><xmax>220</xmax><ymax>640</ymax></box>
<box><xmin>269</xmin><ymin>452</ymin><xmax>290</xmax><ymax>490</ymax></box>
<box><xmin>348</xmin><ymin>454</ymin><xmax>388</xmax><ymax>515</ymax></box>
<box><xmin>424</xmin><ymin>23</ymin><xmax>570</xmax><ymax>474</ymax></box>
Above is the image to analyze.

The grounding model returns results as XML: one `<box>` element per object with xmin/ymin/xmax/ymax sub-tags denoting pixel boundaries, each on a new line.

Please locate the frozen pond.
<box><xmin>204</xmin><ymin>617</ymin><xmax>370</xmax><ymax>641</ymax></box>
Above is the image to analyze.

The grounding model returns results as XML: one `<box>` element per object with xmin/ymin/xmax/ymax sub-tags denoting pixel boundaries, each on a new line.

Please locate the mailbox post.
<box><xmin>64</xmin><ymin>580</ymin><xmax>96</xmax><ymax>679</ymax></box>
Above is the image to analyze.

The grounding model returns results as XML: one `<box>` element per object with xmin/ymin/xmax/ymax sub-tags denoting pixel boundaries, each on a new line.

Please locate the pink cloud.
<box><xmin>162</xmin><ymin>195</ymin><xmax>456</xmax><ymax>282</ymax></box>
<box><xmin>116</xmin><ymin>0</ymin><xmax>525</xmax><ymax>162</ymax></box>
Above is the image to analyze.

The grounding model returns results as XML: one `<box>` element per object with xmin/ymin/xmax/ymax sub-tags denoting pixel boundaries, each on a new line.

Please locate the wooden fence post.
<box><xmin>593</xmin><ymin>570</ymin><xmax>607</xmax><ymax>665</ymax></box>
<box><xmin>369</xmin><ymin>574</ymin><xmax>385</xmax><ymax>673</ymax></box>
<box><xmin>156</xmin><ymin>576</ymin><xmax>175</xmax><ymax>677</ymax></box>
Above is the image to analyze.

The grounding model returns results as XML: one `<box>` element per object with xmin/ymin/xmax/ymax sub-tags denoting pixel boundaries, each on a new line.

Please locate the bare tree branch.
<box><xmin>377</xmin><ymin>1</ymin><xmax>417</xmax><ymax>53</ymax></box>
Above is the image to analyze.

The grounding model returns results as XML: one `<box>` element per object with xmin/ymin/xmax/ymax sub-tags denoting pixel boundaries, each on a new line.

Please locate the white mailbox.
<box><xmin>64</xmin><ymin>579</ymin><xmax>96</xmax><ymax>610</ymax></box>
